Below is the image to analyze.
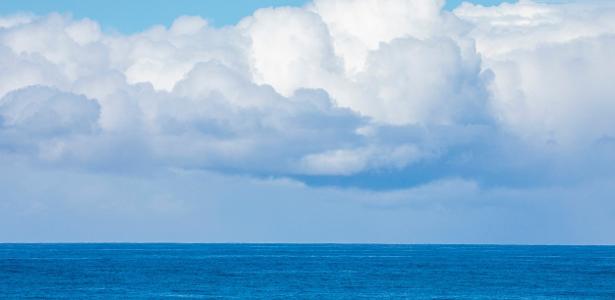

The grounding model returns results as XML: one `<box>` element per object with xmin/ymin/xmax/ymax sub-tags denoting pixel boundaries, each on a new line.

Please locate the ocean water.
<box><xmin>1</xmin><ymin>244</ymin><xmax>614</xmax><ymax>299</ymax></box>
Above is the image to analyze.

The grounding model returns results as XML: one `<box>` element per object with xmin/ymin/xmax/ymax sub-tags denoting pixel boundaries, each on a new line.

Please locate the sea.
<box><xmin>1</xmin><ymin>244</ymin><xmax>614</xmax><ymax>299</ymax></box>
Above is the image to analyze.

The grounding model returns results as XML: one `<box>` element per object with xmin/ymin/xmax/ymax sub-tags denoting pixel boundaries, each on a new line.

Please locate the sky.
<box><xmin>0</xmin><ymin>0</ymin><xmax>514</xmax><ymax>32</ymax></box>
<box><xmin>1</xmin><ymin>0</ymin><xmax>615</xmax><ymax>244</ymax></box>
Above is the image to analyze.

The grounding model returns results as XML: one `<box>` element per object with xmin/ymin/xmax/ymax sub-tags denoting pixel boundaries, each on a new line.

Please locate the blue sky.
<box><xmin>1</xmin><ymin>0</ymin><xmax>615</xmax><ymax>244</ymax></box>
<box><xmin>0</xmin><ymin>0</ymin><xmax>514</xmax><ymax>32</ymax></box>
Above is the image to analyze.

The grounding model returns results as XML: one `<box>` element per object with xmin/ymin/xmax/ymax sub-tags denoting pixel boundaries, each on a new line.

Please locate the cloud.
<box><xmin>0</xmin><ymin>86</ymin><xmax>99</xmax><ymax>136</ymax></box>
<box><xmin>456</xmin><ymin>1</ymin><xmax>615</xmax><ymax>145</ymax></box>
<box><xmin>297</xmin><ymin>144</ymin><xmax>423</xmax><ymax>176</ymax></box>
<box><xmin>309</xmin><ymin>0</ymin><xmax>448</xmax><ymax>74</ymax></box>
<box><xmin>0</xmin><ymin>0</ymin><xmax>615</xmax><ymax>242</ymax></box>
<box><xmin>0</xmin><ymin>86</ymin><xmax>100</xmax><ymax>162</ymax></box>
<box><xmin>0</xmin><ymin>1</ymin><xmax>613</xmax><ymax>180</ymax></box>
<box><xmin>355</xmin><ymin>36</ymin><xmax>489</xmax><ymax>125</ymax></box>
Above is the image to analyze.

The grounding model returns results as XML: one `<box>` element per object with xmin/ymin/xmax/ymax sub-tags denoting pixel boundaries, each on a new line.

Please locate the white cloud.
<box><xmin>0</xmin><ymin>86</ymin><xmax>102</xmax><ymax>164</ymax></box>
<box><xmin>309</xmin><ymin>0</ymin><xmax>447</xmax><ymax>74</ymax></box>
<box><xmin>297</xmin><ymin>145</ymin><xmax>423</xmax><ymax>175</ymax></box>
<box><xmin>0</xmin><ymin>0</ymin><xmax>614</xmax><ymax>183</ymax></box>
<box><xmin>240</xmin><ymin>7</ymin><xmax>341</xmax><ymax>96</ymax></box>
<box><xmin>0</xmin><ymin>86</ymin><xmax>99</xmax><ymax>135</ymax></box>
<box><xmin>355</xmin><ymin>36</ymin><xmax>489</xmax><ymax>125</ymax></box>
<box><xmin>0</xmin><ymin>13</ymin><xmax>35</xmax><ymax>29</ymax></box>
<box><xmin>457</xmin><ymin>0</ymin><xmax>615</xmax><ymax>147</ymax></box>
<box><xmin>65</xmin><ymin>18</ymin><xmax>101</xmax><ymax>46</ymax></box>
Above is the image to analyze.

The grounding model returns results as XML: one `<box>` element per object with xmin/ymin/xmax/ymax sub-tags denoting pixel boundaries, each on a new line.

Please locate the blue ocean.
<box><xmin>1</xmin><ymin>244</ymin><xmax>614</xmax><ymax>299</ymax></box>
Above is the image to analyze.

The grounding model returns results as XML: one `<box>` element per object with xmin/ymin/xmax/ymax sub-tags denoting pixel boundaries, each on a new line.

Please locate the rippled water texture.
<box><xmin>1</xmin><ymin>244</ymin><xmax>614</xmax><ymax>299</ymax></box>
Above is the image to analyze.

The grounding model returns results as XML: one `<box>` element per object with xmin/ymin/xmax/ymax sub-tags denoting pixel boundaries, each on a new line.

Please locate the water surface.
<box><xmin>1</xmin><ymin>244</ymin><xmax>614</xmax><ymax>299</ymax></box>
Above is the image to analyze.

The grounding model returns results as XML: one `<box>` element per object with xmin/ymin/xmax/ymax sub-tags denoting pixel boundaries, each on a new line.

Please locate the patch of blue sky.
<box><xmin>0</xmin><ymin>0</ymin><xmax>515</xmax><ymax>33</ymax></box>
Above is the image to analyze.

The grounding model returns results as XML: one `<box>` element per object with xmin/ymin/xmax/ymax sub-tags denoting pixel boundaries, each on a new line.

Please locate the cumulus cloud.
<box><xmin>455</xmin><ymin>1</ymin><xmax>615</xmax><ymax>147</ymax></box>
<box><xmin>0</xmin><ymin>0</ymin><xmax>615</xmax><ymax>242</ymax></box>
<box><xmin>0</xmin><ymin>86</ymin><xmax>100</xmax><ymax>162</ymax></box>
<box><xmin>309</xmin><ymin>0</ymin><xmax>448</xmax><ymax>73</ymax></box>
<box><xmin>0</xmin><ymin>8</ymin><xmax>439</xmax><ymax>177</ymax></box>
<box><xmin>0</xmin><ymin>0</ymin><xmax>614</xmax><ymax>182</ymax></box>
<box><xmin>0</xmin><ymin>86</ymin><xmax>99</xmax><ymax>136</ymax></box>
<box><xmin>297</xmin><ymin>144</ymin><xmax>424</xmax><ymax>176</ymax></box>
<box><xmin>0</xmin><ymin>0</ymin><xmax>613</xmax><ymax>181</ymax></box>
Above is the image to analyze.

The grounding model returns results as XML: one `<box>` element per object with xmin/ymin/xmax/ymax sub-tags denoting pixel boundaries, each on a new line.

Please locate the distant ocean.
<box><xmin>1</xmin><ymin>244</ymin><xmax>614</xmax><ymax>299</ymax></box>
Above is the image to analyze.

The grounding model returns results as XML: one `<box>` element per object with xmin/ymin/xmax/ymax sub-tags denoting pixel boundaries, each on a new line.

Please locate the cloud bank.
<box><xmin>1</xmin><ymin>0</ymin><xmax>614</xmax><ymax>243</ymax></box>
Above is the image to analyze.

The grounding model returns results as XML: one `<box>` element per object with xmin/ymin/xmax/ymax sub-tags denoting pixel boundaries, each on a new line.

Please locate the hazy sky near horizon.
<box><xmin>1</xmin><ymin>0</ymin><xmax>615</xmax><ymax>243</ymax></box>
